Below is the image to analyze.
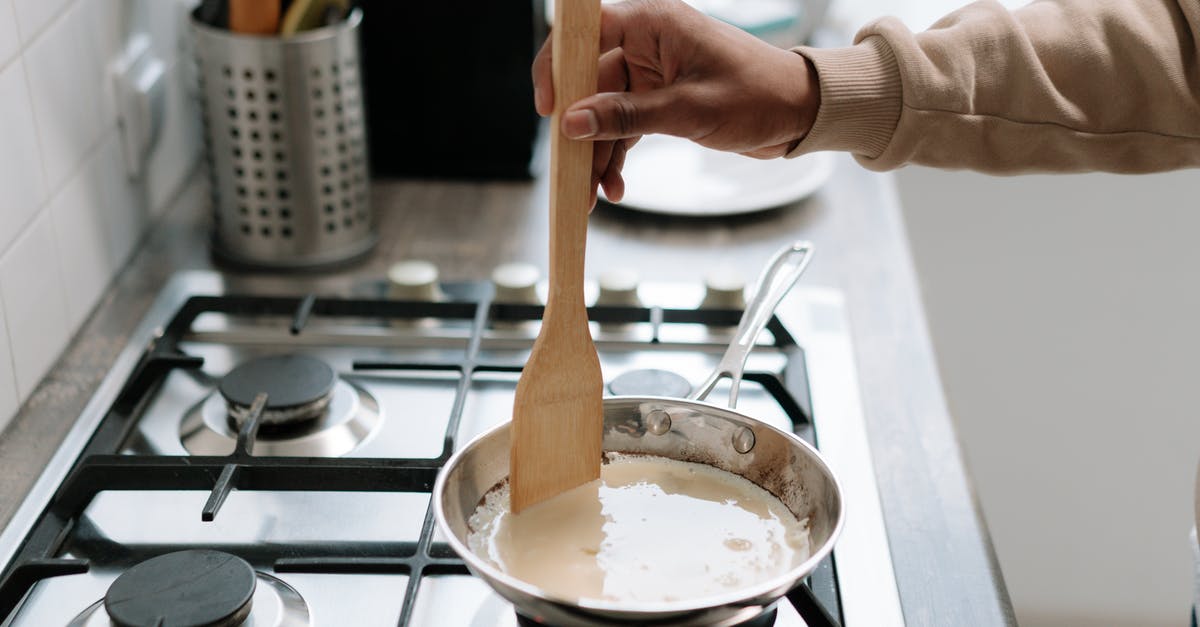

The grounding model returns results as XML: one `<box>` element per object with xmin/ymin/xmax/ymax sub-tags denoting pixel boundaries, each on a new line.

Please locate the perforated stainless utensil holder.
<box><xmin>192</xmin><ymin>9</ymin><xmax>376</xmax><ymax>270</ymax></box>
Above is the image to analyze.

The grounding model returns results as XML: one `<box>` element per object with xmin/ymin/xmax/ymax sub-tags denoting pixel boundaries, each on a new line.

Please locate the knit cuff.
<box><xmin>786</xmin><ymin>36</ymin><xmax>902</xmax><ymax>159</ymax></box>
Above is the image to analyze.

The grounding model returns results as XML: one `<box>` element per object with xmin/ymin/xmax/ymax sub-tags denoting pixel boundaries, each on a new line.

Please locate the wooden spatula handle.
<box><xmin>229</xmin><ymin>0</ymin><xmax>281</xmax><ymax>34</ymax></box>
<box><xmin>547</xmin><ymin>0</ymin><xmax>602</xmax><ymax>313</ymax></box>
<box><xmin>508</xmin><ymin>0</ymin><xmax>604</xmax><ymax>514</ymax></box>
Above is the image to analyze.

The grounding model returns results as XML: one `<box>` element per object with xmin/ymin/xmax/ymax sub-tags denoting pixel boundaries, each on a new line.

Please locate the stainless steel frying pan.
<box><xmin>433</xmin><ymin>242</ymin><xmax>843</xmax><ymax>626</ymax></box>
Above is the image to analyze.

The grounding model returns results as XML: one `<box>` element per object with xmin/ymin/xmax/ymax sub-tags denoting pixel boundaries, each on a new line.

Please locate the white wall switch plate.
<box><xmin>109</xmin><ymin>34</ymin><xmax>166</xmax><ymax>180</ymax></box>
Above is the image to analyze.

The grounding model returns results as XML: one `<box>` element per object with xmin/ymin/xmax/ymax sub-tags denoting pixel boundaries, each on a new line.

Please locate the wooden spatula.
<box><xmin>229</xmin><ymin>0</ymin><xmax>281</xmax><ymax>34</ymax></box>
<box><xmin>509</xmin><ymin>0</ymin><xmax>604</xmax><ymax>514</ymax></box>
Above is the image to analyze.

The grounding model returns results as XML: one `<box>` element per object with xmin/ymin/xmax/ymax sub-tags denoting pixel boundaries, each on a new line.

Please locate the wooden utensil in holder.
<box><xmin>509</xmin><ymin>0</ymin><xmax>604</xmax><ymax>514</ymax></box>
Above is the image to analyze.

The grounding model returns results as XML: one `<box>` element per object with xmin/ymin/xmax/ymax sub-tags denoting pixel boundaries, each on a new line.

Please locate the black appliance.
<box><xmin>359</xmin><ymin>1</ymin><xmax>545</xmax><ymax>179</ymax></box>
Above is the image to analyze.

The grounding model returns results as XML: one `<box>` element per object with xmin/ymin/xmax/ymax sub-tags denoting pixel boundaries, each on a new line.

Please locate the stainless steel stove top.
<box><xmin>0</xmin><ymin>271</ymin><xmax>902</xmax><ymax>626</ymax></box>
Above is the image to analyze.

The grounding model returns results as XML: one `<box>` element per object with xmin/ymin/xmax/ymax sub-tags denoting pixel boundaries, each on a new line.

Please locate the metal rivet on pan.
<box><xmin>645</xmin><ymin>409</ymin><xmax>671</xmax><ymax>436</ymax></box>
<box><xmin>732</xmin><ymin>427</ymin><xmax>756</xmax><ymax>454</ymax></box>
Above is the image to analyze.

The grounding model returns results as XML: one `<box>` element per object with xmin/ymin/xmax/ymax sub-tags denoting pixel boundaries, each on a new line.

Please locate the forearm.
<box><xmin>791</xmin><ymin>0</ymin><xmax>1200</xmax><ymax>174</ymax></box>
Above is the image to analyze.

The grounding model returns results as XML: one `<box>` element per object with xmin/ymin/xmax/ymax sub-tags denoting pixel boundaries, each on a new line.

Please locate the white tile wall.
<box><xmin>50</xmin><ymin>137</ymin><xmax>117</xmax><ymax>329</ymax></box>
<box><xmin>145</xmin><ymin>0</ymin><xmax>188</xmax><ymax>66</ymax></box>
<box><xmin>23</xmin><ymin>0</ymin><xmax>111</xmax><ymax>191</ymax></box>
<box><xmin>0</xmin><ymin>1</ymin><xmax>19</xmax><ymax>68</ymax></box>
<box><xmin>78</xmin><ymin>0</ymin><xmax>135</xmax><ymax>131</ymax></box>
<box><xmin>0</xmin><ymin>59</ymin><xmax>46</xmax><ymax>253</ymax></box>
<box><xmin>0</xmin><ymin>308</ymin><xmax>16</xmax><ymax>425</ymax></box>
<box><xmin>0</xmin><ymin>0</ymin><xmax>201</xmax><ymax>432</ymax></box>
<box><xmin>10</xmin><ymin>0</ymin><xmax>71</xmax><ymax>44</ymax></box>
<box><xmin>0</xmin><ymin>212</ymin><xmax>69</xmax><ymax>401</ymax></box>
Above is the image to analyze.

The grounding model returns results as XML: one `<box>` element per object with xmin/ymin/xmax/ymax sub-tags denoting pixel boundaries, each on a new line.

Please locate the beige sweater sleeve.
<box><xmin>790</xmin><ymin>0</ymin><xmax>1200</xmax><ymax>173</ymax></box>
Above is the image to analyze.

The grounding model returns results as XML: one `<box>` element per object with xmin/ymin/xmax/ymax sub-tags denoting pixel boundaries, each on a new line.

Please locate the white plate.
<box><xmin>601</xmin><ymin>135</ymin><xmax>834</xmax><ymax>217</ymax></box>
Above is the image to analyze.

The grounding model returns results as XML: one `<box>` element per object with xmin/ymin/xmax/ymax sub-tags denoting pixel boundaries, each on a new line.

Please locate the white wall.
<box><xmin>897</xmin><ymin>167</ymin><xmax>1200</xmax><ymax>626</ymax></box>
<box><xmin>0</xmin><ymin>0</ymin><xmax>201</xmax><ymax>430</ymax></box>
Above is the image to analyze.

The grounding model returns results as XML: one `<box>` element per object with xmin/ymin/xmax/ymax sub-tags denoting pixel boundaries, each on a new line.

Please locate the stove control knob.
<box><xmin>492</xmin><ymin>262</ymin><xmax>541</xmax><ymax>304</ymax></box>
<box><xmin>388</xmin><ymin>260</ymin><xmax>444</xmax><ymax>301</ymax></box>
<box><xmin>596</xmin><ymin>268</ymin><xmax>641</xmax><ymax>306</ymax></box>
<box><xmin>702</xmin><ymin>269</ymin><xmax>747</xmax><ymax>309</ymax></box>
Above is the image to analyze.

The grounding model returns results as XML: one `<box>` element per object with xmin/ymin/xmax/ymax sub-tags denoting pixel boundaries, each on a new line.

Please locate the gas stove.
<box><xmin>0</xmin><ymin>271</ymin><xmax>902</xmax><ymax>626</ymax></box>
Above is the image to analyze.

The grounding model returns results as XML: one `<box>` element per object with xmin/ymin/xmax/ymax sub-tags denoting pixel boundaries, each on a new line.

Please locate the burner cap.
<box><xmin>219</xmin><ymin>354</ymin><xmax>336</xmax><ymax>412</ymax></box>
<box><xmin>608</xmin><ymin>369</ymin><xmax>692</xmax><ymax>398</ymax></box>
<box><xmin>105</xmin><ymin>550</ymin><xmax>256</xmax><ymax>627</ymax></box>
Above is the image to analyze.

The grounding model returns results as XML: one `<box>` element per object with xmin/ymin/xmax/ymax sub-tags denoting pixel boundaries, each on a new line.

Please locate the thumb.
<box><xmin>562</xmin><ymin>89</ymin><xmax>685</xmax><ymax>141</ymax></box>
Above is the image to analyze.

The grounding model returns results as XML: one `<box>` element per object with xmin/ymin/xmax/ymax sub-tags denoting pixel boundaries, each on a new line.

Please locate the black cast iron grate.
<box><xmin>0</xmin><ymin>288</ymin><xmax>842</xmax><ymax>627</ymax></box>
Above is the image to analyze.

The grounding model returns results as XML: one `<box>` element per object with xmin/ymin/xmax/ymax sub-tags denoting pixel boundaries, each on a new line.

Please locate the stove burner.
<box><xmin>219</xmin><ymin>355</ymin><xmax>336</xmax><ymax>426</ymax></box>
<box><xmin>182</xmin><ymin>379</ymin><xmax>382</xmax><ymax>457</ymax></box>
<box><xmin>515</xmin><ymin>608</ymin><xmax>779</xmax><ymax>627</ymax></box>
<box><xmin>104</xmin><ymin>550</ymin><xmax>255</xmax><ymax>627</ymax></box>
<box><xmin>70</xmin><ymin>565</ymin><xmax>312</xmax><ymax>627</ymax></box>
<box><xmin>608</xmin><ymin>368</ymin><xmax>693</xmax><ymax>398</ymax></box>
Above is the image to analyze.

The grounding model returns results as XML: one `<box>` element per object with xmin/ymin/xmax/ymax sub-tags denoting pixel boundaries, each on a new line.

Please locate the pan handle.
<box><xmin>785</xmin><ymin>581</ymin><xmax>842</xmax><ymax>627</ymax></box>
<box><xmin>689</xmin><ymin>241</ymin><xmax>814</xmax><ymax>407</ymax></box>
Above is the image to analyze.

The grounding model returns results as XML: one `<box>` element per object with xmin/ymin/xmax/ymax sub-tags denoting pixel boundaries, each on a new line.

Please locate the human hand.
<box><xmin>532</xmin><ymin>0</ymin><xmax>820</xmax><ymax>206</ymax></box>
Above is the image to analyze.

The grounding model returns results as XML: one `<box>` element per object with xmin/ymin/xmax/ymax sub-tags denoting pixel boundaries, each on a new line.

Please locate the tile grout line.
<box><xmin>6</xmin><ymin>53</ymin><xmax>191</xmax><ymax>293</ymax></box>
<box><xmin>0</xmin><ymin>120</ymin><xmax>118</xmax><ymax>411</ymax></box>
<box><xmin>17</xmin><ymin>43</ymin><xmax>53</xmax><ymax>225</ymax></box>
<box><xmin>1</xmin><ymin>0</ymin><xmax>194</xmax><ymax>419</ymax></box>
<box><xmin>44</xmin><ymin>180</ymin><xmax>75</xmax><ymax>390</ymax></box>
<box><xmin>0</xmin><ymin>219</ymin><xmax>24</xmax><ymax>414</ymax></box>
<box><xmin>0</xmin><ymin>327</ymin><xmax>13</xmax><ymax>428</ymax></box>
<box><xmin>1</xmin><ymin>0</ymin><xmax>85</xmax><ymax>418</ymax></box>
<box><xmin>17</xmin><ymin>53</ymin><xmax>189</xmax><ymax>245</ymax></box>
<box><xmin>2</xmin><ymin>115</ymin><xmax>118</xmax><ymax>268</ymax></box>
<box><xmin>9</xmin><ymin>0</ymin><xmax>80</xmax><ymax>60</ymax></box>
<box><xmin>0</xmin><ymin>0</ymin><xmax>15</xmax><ymax>73</ymax></box>
<box><xmin>0</xmin><ymin>251</ymin><xmax>13</xmax><ymax>423</ymax></box>
<box><xmin>14</xmin><ymin>0</ymin><xmax>191</xmax><ymax>232</ymax></box>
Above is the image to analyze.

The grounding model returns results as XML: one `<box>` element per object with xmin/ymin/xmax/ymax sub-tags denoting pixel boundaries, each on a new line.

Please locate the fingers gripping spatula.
<box><xmin>509</xmin><ymin>0</ymin><xmax>604</xmax><ymax>514</ymax></box>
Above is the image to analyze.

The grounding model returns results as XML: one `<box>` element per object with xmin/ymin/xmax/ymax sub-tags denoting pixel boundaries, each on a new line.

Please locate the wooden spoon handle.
<box><xmin>547</xmin><ymin>0</ymin><xmax>601</xmax><ymax>313</ymax></box>
<box><xmin>229</xmin><ymin>0</ymin><xmax>281</xmax><ymax>34</ymax></box>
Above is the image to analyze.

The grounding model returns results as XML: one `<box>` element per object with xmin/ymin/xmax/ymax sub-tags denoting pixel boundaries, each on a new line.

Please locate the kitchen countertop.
<box><xmin>0</xmin><ymin>149</ymin><xmax>1014</xmax><ymax>624</ymax></box>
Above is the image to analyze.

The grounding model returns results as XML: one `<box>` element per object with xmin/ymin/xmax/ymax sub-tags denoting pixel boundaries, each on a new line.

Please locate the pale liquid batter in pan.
<box><xmin>466</xmin><ymin>455</ymin><xmax>812</xmax><ymax>603</ymax></box>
